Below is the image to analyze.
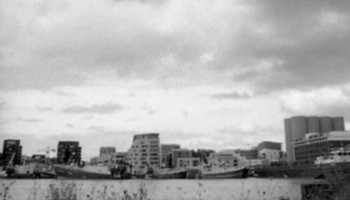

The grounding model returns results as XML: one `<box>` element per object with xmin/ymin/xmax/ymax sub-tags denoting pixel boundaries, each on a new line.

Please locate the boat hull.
<box><xmin>149</xmin><ymin>170</ymin><xmax>187</xmax><ymax>179</ymax></box>
<box><xmin>200</xmin><ymin>167</ymin><xmax>248</xmax><ymax>179</ymax></box>
<box><xmin>53</xmin><ymin>165</ymin><xmax>131</xmax><ymax>179</ymax></box>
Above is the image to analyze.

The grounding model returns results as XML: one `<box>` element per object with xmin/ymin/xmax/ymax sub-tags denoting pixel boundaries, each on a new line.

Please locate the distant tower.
<box><xmin>307</xmin><ymin>116</ymin><xmax>320</xmax><ymax>133</ymax></box>
<box><xmin>320</xmin><ymin>117</ymin><xmax>333</xmax><ymax>134</ymax></box>
<box><xmin>332</xmin><ymin>117</ymin><xmax>345</xmax><ymax>131</ymax></box>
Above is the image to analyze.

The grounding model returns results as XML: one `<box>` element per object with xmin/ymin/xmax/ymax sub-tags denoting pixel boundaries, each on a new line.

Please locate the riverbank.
<box><xmin>0</xmin><ymin>178</ymin><xmax>325</xmax><ymax>200</ymax></box>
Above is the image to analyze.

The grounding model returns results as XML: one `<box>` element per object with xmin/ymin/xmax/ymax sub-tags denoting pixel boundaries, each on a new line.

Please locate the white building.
<box><xmin>127</xmin><ymin>133</ymin><xmax>160</xmax><ymax>174</ymax></box>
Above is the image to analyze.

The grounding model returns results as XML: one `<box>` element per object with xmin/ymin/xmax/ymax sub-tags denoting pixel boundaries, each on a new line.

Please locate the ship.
<box><xmin>53</xmin><ymin>162</ymin><xmax>132</xmax><ymax>179</ymax></box>
<box><xmin>199</xmin><ymin>166</ymin><xmax>249</xmax><ymax>179</ymax></box>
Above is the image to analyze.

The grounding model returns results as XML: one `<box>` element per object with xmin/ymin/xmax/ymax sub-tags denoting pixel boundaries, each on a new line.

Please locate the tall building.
<box><xmin>100</xmin><ymin>147</ymin><xmax>116</xmax><ymax>157</ymax></box>
<box><xmin>2</xmin><ymin>140</ymin><xmax>22</xmax><ymax>165</ymax></box>
<box><xmin>160</xmin><ymin>144</ymin><xmax>180</xmax><ymax>167</ymax></box>
<box><xmin>294</xmin><ymin>131</ymin><xmax>350</xmax><ymax>165</ymax></box>
<box><xmin>284</xmin><ymin>116</ymin><xmax>346</xmax><ymax>162</ymax></box>
<box><xmin>127</xmin><ymin>133</ymin><xmax>160</xmax><ymax>174</ymax></box>
<box><xmin>56</xmin><ymin>141</ymin><xmax>81</xmax><ymax>164</ymax></box>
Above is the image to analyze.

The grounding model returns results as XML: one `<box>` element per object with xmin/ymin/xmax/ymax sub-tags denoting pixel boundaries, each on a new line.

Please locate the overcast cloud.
<box><xmin>1</xmin><ymin>0</ymin><xmax>350</xmax><ymax>159</ymax></box>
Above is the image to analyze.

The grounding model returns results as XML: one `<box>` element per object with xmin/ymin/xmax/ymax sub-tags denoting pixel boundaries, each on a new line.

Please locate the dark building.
<box><xmin>257</xmin><ymin>141</ymin><xmax>282</xmax><ymax>152</ymax></box>
<box><xmin>57</xmin><ymin>141</ymin><xmax>81</xmax><ymax>164</ymax></box>
<box><xmin>100</xmin><ymin>147</ymin><xmax>116</xmax><ymax>157</ymax></box>
<box><xmin>2</xmin><ymin>140</ymin><xmax>22</xmax><ymax>165</ymax></box>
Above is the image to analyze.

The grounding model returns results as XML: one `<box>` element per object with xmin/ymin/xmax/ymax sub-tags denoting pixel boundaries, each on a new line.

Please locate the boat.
<box><xmin>314</xmin><ymin>148</ymin><xmax>350</xmax><ymax>181</ymax></box>
<box><xmin>199</xmin><ymin>166</ymin><xmax>249</xmax><ymax>179</ymax></box>
<box><xmin>146</xmin><ymin>168</ymin><xmax>188</xmax><ymax>179</ymax></box>
<box><xmin>53</xmin><ymin>162</ymin><xmax>132</xmax><ymax>179</ymax></box>
<box><xmin>6</xmin><ymin>162</ymin><xmax>57</xmax><ymax>179</ymax></box>
<box><xmin>315</xmin><ymin>148</ymin><xmax>350</xmax><ymax>165</ymax></box>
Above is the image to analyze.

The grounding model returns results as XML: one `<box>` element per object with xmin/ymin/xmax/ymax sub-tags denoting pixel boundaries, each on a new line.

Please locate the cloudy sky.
<box><xmin>1</xmin><ymin>0</ymin><xmax>350</xmax><ymax>159</ymax></box>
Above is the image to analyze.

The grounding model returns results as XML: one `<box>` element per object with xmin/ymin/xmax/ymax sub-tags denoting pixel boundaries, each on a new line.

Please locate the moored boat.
<box><xmin>53</xmin><ymin>163</ymin><xmax>132</xmax><ymax>179</ymax></box>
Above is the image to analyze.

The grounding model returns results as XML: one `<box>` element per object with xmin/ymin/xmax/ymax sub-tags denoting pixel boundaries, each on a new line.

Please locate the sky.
<box><xmin>1</xmin><ymin>0</ymin><xmax>350</xmax><ymax>160</ymax></box>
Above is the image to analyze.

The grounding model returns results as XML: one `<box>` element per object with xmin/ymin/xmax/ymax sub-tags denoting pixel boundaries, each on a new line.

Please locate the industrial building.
<box><xmin>1</xmin><ymin>139</ymin><xmax>22</xmax><ymax>165</ymax></box>
<box><xmin>127</xmin><ymin>133</ymin><xmax>160</xmax><ymax>174</ymax></box>
<box><xmin>294</xmin><ymin>131</ymin><xmax>350</xmax><ymax>165</ymax></box>
<box><xmin>56</xmin><ymin>141</ymin><xmax>81</xmax><ymax>164</ymax></box>
<box><xmin>284</xmin><ymin>116</ymin><xmax>345</xmax><ymax>162</ymax></box>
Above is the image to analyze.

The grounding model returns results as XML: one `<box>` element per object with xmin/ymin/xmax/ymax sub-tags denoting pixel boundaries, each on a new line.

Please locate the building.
<box><xmin>56</xmin><ymin>141</ymin><xmax>81</xmax><ymax>164</ymax></box>
<box><xmin>257</xmin><ymin>141</ymin><xmax>282</xmax><ymax>152</ymax></box>
<box><xmin>171</xmin><ymin>149</ymin><xmax>192</xmax><ymax>168</ymax></box>
<box><xmin>258</xmin><ymin>149</ymin><xmax>282</xmax><ymax>163</ymax></box>
<box><xmin>160</xmin><ymin>144</ymin><xmax>180</xmax><ymax>167</ymax></box>
<box><xmin>235</xmin><ymin>148</ymin><xmax>258</xmax><ymax>160</ymax></box>
<box><xmin>256</xmin><ymin>141</ymin><xmax>283</xmax><ymax>165</ymax></box>
<box><xmin>100</xmin><ymin>147</ymin><xmax>116</xmax><ymax>157</ymax></box>
<box><xmin>294</xmin><ymin>131</ymin><xmax>350</xmax><ymax>165</ymax></box>
<box><xmin>284</xmin><ymin>116</ymin><xmax>345</xmax><ymax>162</ymax></box>
<box><xmin>1</xmin><ymin>140</ymin><xmax>22</xmax><ymax>165</ymax></box>
<box><xmin>127</xmin><ymin>133</ymin><xmax>160</xmax><ymax>174</ymax></box>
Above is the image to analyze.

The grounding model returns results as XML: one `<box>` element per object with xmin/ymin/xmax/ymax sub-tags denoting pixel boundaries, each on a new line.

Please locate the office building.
<box><xmin>284</xmin><ymin>116</ymin><xmax>345</xmax><ymax>162</ymax></box>
<box><xmin>100</xmin><ymin>147</ymin><xmax>116</xmax><ymax>157</ymax></box>
<box><xmin>56</xmin><ymin>141</ymin><xmax>81</xmax><ymax>164</ymax></box>
<box><xmin>2</xmin><ymin>140</ymin><xmax>22</xmax><ymax>165</ymax></box>
<box><xmin>160</xmin><ymin>144</ymin><xmax>180</xmax><ymax>167</ymax></box>
<box><xmin>294</xmin><ymin>131</ymin><xmax>350</xmax><ymax>165</ymax></box>
<box><xmin>127</xmin><ymin>133</ymin><xmax>160</xmax><ymax>174</ymax></box>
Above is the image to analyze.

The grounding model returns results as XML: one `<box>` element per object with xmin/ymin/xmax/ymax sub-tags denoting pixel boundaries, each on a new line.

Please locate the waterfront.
<box><xmin>0</xmin><ymin>178</ymin><xmax>325</xmax><ymax>200</ymax></box>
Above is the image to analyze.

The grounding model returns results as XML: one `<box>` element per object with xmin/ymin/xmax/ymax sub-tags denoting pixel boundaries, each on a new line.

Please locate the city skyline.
<box><xmin>1</xmin><ymin>0</ymin><xmax>350</xmax><ymax>159</ymax></box>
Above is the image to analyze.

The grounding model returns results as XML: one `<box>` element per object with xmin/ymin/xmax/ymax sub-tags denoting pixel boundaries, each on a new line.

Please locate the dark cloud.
<box><xmin>209</xmin><ymin>91</ymin><xmax>253</xmax><ymax>100</ymax></box>
<box><xmin>63</xmin><ymin>103</ymin><xmax>124</xmax><ymax>114</ymax></box>
<box><xmin>17</xmin><ymin>117</ymin><xmax>43</xmax><ymax>123</ymax></box>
